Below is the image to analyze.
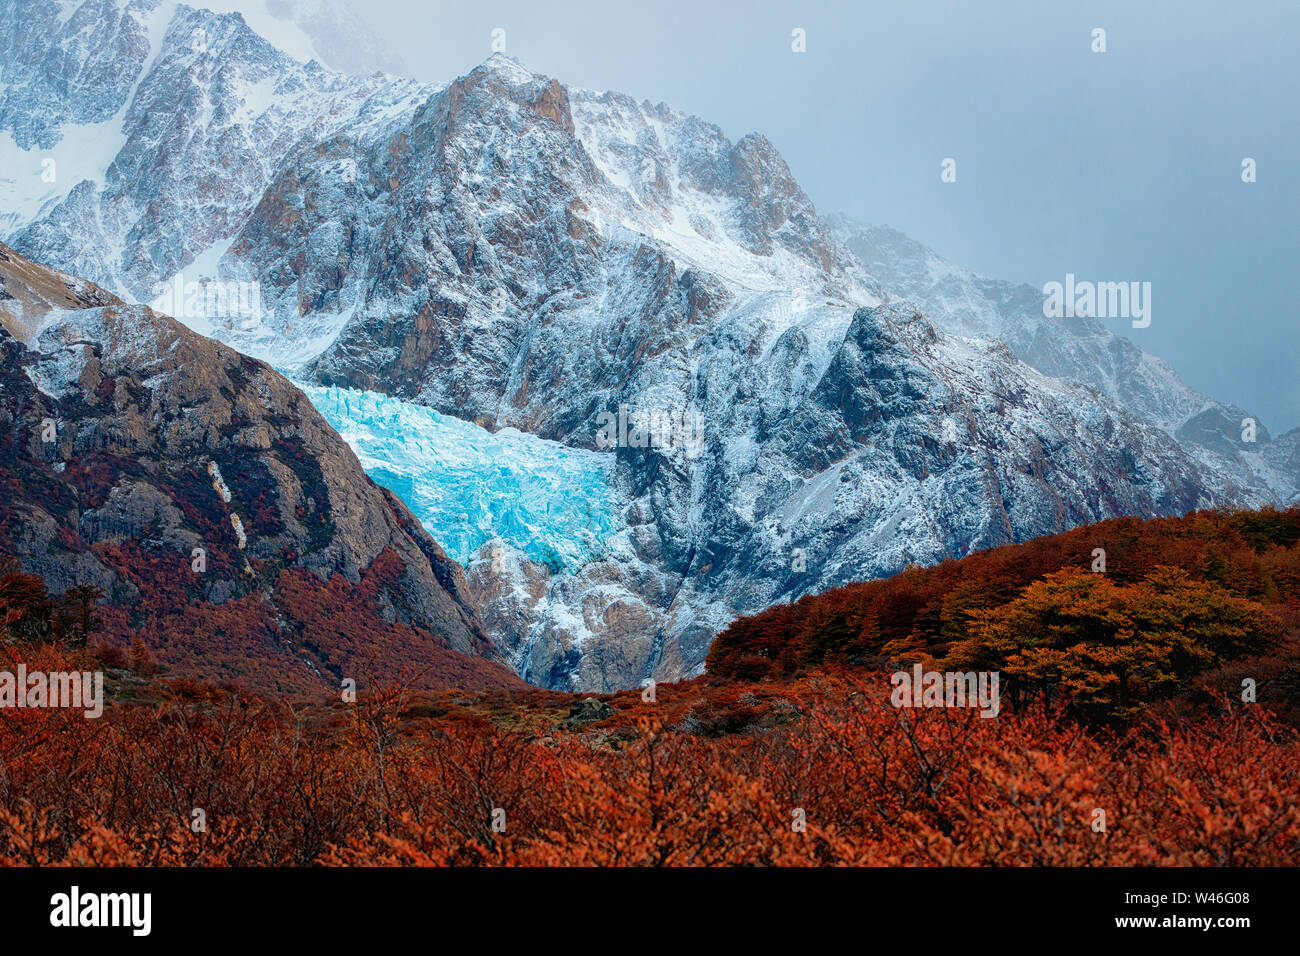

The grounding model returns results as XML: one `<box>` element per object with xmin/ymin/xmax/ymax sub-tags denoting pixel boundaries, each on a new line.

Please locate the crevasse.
<box><xmin>299</xmin><ymin>384</ymin><xmax>620</xmax><ymax>571</ymax></box>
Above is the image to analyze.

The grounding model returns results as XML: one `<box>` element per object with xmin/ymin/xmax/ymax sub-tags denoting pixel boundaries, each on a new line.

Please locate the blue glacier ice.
<box><xmin>299</xmin><ymin>384</ymin><xmax>621</xmax><ymax>571</ymax></box>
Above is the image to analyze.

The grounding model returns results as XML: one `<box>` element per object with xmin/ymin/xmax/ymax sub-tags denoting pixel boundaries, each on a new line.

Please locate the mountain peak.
<box><xmin>475</xmin><ymin>52</ymin><xmax>538</xmax><ymax>86</ymax></box>
<box><xmin>451</xmin><ymin>54</ymin><xmax>573</xmax><ymax>135</ymax></box>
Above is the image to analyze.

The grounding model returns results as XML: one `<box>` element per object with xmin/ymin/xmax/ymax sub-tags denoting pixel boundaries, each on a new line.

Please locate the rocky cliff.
<box><xmin>0</xmin><ymin>240</ymin><xmax>519</xmax><ymax>692</ymax></box>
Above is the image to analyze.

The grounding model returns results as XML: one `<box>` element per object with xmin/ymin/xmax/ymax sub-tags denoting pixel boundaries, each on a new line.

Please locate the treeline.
<box><xmin>0</xmin><ymin>557</ymin><xmax>103</xmax><ymax>649</ymax></box>
<box><xmin>708</xmin><ymin>508</ymin><xmax>1300</xmax><ymax>721</ymax></box>
<box><xmin>0</xmin><ymin>545</ymin><xmax>522</xmax><ymax>696</ymax></box>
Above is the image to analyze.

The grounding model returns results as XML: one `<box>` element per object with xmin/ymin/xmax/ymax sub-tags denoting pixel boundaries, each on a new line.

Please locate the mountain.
<box><xmin>2</xmin><ymin>0</ymin><xmax>1294</xmax><ymax>691</ymax></box>
<box><xmin>2</xmin><ymin>0</ymin><xmax>428</xmax><ymax>319</ymax></box>
<box><xmin>830</xmin><ymin>216</ymin><xmax>1300</xmax><ymax>504</ymax></box>
<box><xmin>0</xmin><ymin>240</ymin><xmax>520</xmax><ymax>692</ymax></box>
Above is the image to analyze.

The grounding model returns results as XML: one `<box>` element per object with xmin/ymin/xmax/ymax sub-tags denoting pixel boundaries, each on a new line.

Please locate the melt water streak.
<box><xmin>299</xmin><ymin>384</ymin><xmax>620</xmax><ymax>571</ymax></box>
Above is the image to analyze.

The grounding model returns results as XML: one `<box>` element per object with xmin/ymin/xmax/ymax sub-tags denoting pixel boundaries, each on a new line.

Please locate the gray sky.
<box><xmin>337</xmin><ymin>0</ymin><xmax>1299</xmax><ymax>433</ymax></box>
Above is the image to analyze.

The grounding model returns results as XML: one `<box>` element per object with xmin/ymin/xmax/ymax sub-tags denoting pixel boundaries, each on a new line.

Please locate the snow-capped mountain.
<box><xmin>831</xmin><ymin>216</ymin><xmax>1300</xmax><ymax>504</ymax></box>
<box><xmin>2</xmin><ymin>0</ymin><xmax>1294</xmax><ymax>690</ymax></box>
<box><xmin>2</xmin><ymin>0</ymin><xmax>426</xmax><ymax>322</ymax></box>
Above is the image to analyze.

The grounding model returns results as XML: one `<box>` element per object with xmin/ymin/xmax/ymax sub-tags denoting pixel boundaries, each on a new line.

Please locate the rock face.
<box><xmin>0</xmin><ymin>241</ymin><xmax>519</xmax><ymax>692</ymax></box>
<box><xmin>3</xmin><ymin>1</ymin><xmax>1295</xmax><ymax>692</ymax></box>
<box><xmin>0</xmin><ymin>0</ymin><xmax>149</xmax><ymax>150</ymax></box>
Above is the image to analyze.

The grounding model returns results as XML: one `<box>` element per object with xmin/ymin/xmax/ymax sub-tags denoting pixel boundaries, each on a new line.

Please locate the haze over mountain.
<box><xmin>2</xmin><ymin>0</ymin><xmax>1295</xmax><ymax>690</ymax></box>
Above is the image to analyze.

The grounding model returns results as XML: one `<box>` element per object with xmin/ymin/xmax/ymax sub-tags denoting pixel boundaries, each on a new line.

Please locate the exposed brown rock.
<box><xmin>0</xmin><ymin>243</ymin><xmax>519</xmax><ymax>693</ymax></box>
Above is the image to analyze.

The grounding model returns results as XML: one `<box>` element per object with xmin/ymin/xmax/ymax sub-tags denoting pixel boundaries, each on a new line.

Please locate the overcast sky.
<box><xmin>320</xmin><ymin>0</ymin><xmax>1298</xmax><ymax>433</ymax></box>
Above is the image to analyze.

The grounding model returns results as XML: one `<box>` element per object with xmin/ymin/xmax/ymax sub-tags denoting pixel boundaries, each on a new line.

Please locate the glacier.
<box><xmin>298</xmin><ymin>384</ymin><xmax>622</xmax><ymax>571</ymax></box>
